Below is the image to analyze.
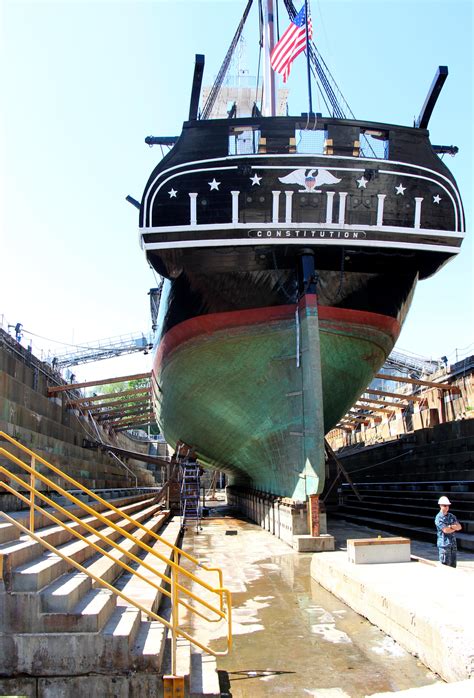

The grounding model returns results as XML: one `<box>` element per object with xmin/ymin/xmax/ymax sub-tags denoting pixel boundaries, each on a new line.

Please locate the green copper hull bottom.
<box><xmin>153</xmin><ymin>300</ymin><xmax>399</xmax><ymax>500</ymax></box>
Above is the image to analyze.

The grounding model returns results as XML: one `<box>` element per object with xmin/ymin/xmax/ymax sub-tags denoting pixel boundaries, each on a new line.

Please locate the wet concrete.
<box><xmin>179</xmin><ymin>505</ymin><xmax>461</xmax><ymax>697</ymax></box>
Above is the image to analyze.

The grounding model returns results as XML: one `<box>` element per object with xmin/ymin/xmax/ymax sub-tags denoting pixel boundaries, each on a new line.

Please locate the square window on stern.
<box><xmin>228</xmin><ymin>126</ymin><xmax>261</xmax><ymax>155</ymax></box>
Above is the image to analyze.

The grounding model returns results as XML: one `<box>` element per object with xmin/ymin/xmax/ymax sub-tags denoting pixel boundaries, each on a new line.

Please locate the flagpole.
<box><xmin>262</xmin><ymin>0</ymin><xmax>276</xmax><ymax>116</ymax></box>
<box><xmin>305</xmin><ymin>0</ymin><xmax>313</xmax><ymax>115</ymax></box>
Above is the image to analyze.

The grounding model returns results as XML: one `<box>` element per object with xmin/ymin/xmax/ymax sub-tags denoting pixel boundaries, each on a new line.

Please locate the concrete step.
<box><xmin>0</xmin><ymin>490</ymin><xmax>156</xmax><ymax>532</ymax></box>
<box><xmin>39</xmin><ymin>509</ymin><xmax>169</xmax><ymax>615</ymax></box>
<box><xmin>0</xmin><ymin>521</ymin><xmax>20</xmax><ymax>544</ymax></box>
<box><xmin>7</xmin><ymin>502</ymin><xmax>162</xmax><ymax>592</ymax></box>
<box><xmin>115</xmin><ymin>519</ymin><xmax>182</xmax><ymax>617</ymax></box>
<box><xmin>40</xmin><ymin>587</ymin><xmax>116</xmax><ymax>633</ymax></box>
<box><xmin>341</xmin><ymin>500</ymin><xmax>474</xmax><ymax>530</ymax></box>
<box><xmin>340</xmin><ymin>486</ymin><xmax>474</xmax><ymax>501</ymax></box>
<box><xmin>0</xmin><ymin>506</ymin><xmax>207</xmax><ymax>681</ymax></box>
<box><xmin>101</xmin><ymin>605</ymin><xmax>142</xmax><ymax>668</ymax></box>
<box><xmin>0</xmin><ymin>673</ymin><xmax>164</xmax><ymax>697</ymax></box>
<box><xmin>332</xmin><ymin>511</ymin><xmax>474</xmax><ymax>551</ymax></box>
<box><xmin>343</xmin><ymin>493</ymin><xmax>474</xmax><ymax>517</ymax></box>
<box><xmin>0</xmin><ymin>597</ymin><xmax>167</xmax><ymax>676</ymax></box>
<box><xmin>85</xmin><ymin>510</ymin><xmax>170</xmax><ymax>590</ymax></box>
<box><xmin>41</xmin><ymin>571</ymin><xmax>92</xmax><ymax>613</ymax></box>
<box><xmin>0</xmin><ymin>629</ymin><xmax>111</xmax><ymax>676</ymax></box>
<box><xmin>0</xmin><ymin>495</ymin><xmax>157</xmax><ymax>575</ymax></box>
<box><xmin>337</xmin><ymin>500</ymin><xmax>474</xmax><ymax>533</ymax></box>
<box><xmin>0</xmin><ymin>507</ymin><xmax>169</xmax><ymax>633</ymax></box>
<box><xmin>129</xmin><ymin>620</ymin><xmax>167</xmax><ymax>672</ymax></box>
<box><xmin>190</xmin><ymin>647</ymin><xmax>221</xmax><ymax>698</ymax></box>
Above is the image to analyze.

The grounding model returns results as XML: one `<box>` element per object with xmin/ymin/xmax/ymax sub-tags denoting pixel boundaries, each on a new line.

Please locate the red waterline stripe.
<box><xmin>156</xmin><ymin>298</ymin><xmax>400</xmax><ymax>365</ymax></box>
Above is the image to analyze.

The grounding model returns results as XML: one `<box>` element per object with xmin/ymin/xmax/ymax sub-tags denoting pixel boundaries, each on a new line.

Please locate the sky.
<box><xmin>1</xmin><ymin>0</ymin><xmax>472</xmax><ymax>384</ymax></box>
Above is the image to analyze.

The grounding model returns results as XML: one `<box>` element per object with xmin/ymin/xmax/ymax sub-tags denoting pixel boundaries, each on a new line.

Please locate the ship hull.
<box><xmin>140</xmin><ymin>113</ymin><xmax>464</xmax><ymax>500</ymax></box>
<box><xmin>152</xmin><ymin>299</ymin><xmax>400</xmax><ymax>500</ymax></box>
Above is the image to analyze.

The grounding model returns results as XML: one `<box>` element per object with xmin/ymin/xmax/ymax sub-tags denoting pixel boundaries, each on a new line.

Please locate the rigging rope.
<box><xmin>283</xmin><ymin>0</ymin><xmax>347</xmax><ymax>118</ymax></box>
<box><xmin>201</xmin><ymin>0</ymin><xmax>254</xmax><ymax>120</ymax></box>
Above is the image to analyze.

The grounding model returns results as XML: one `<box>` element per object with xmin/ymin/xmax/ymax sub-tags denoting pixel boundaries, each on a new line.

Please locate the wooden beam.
<box><xmin>366</xmin><ymin>388</ymin><xmax>423</xmax><ymax>402</ymax></box>
<box><xmin>48</xmin><ymin>372</ymin><xmax>151</xmax><ymax>395</ymax></box>
<box><xmin>324</xmin><ymin>439</ymin><xmax>363</xmax><ymax>502</ymax></box>
<box><xmin>110</xmin><ymin>421</ymin><xmax>154</xmax><ymax>432</ymax></box>
<box><xmin>349</xmin><ymin>411</ymin><xmax>385</xmax><ymax>424</ymax></box>
<box><xmin>98</xmin><ymin>406</ymin><xmax>153</xmax><ymax>423</ymax></box>
<box><xmin>107</xmin><ymin>412</ymin><xmax>155</xmax><ymax>428</ymax></box>
<box><xmin>114</xmin><ymin>422</ymin><xmax>154</xmax><ymax>433</ymax></box>
<box><xmin>340</xmin><ymin>417</ymin><xmax>370</xmax><ymax>426</ymax></box>
<box><xmin>97</xmin><ymin>444</ymin><xmax>169</xmax><ymax>467</ymax></box>
<box><xmin>90</xmin><ymin>396</ymin><xmax>151</xmax><ymax>414</ymax></box>
<box><xmin>357</xmin><ymin>397</ymin><xmax>405</xmax><ymax>409</ymax></box>
<box><xmin>374</xmin><ymin>373</ymin><xmax>460</xmax><ymax>392</ymax></box>
<box><xmin>113</xmin><ymin>423</ymin><xmax>153</xmax><ymax>432</ymax></box>
<box><xmin>353</xmin><ymin>404</ymin><xmax>396</xmax><ymax>415</ymax></box>
<box><xmin>67</xmin><ymin>387</ymin><xmax>151</xmax><ymax>406</ymax></box>
<box><xmin>91</xmin><ymin>403</ymin><xmax>151</xmax><ymax>418</ymax></box>
<box><xmin>113</xmin><ymin>421</ymin><xmax>155</xmax><ymax>432</ymax></box>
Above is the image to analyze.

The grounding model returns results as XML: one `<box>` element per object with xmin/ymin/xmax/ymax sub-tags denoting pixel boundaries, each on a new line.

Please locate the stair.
<box><xmin>0</xmin><ymin>493</ymin><xmax>222</xmax><ymax>696</ymax></box>
<box><xmin>332</xmin><ymin>483</ymin><xmax>474</xmax><ymax>551</ymax></box>
<box><xmin>328</xmin><ymin>421</ymin><xmax>474</xmax><ymax>551</ymax></box>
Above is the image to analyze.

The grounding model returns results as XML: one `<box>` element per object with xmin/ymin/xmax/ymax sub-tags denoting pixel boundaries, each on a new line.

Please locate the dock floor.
<box><xmin>180</xmin><ymin>504</ymin><xmax>474</xmax><ymax>697</ymax></box>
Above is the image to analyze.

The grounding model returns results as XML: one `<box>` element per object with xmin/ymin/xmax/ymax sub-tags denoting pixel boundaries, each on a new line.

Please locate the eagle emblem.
<box><xmin>279</xmin><ymin>168</ymin><xmax>341</xmax><ymax>191</ymax></box>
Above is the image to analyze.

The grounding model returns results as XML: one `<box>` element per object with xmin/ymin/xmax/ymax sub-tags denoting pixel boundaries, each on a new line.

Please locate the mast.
<box><xmin>262</xmin><ymin>0</ymin><xmax>276</xmax><ymax>116</ymax></box>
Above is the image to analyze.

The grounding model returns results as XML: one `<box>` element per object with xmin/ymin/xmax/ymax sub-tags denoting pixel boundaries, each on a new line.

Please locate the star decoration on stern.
<box><xmin>433</xmin><ymin>194</ymin><xmax>442</xmax><ymax>204</ymax></box>
<box><xmin>395</xmin><ymin>183</ymin><xmax>406</xmax><ymax>195</ymax></box>
<box><xmin>168</xmin><ymin>188</ymin><xmax>178</xmax><ymax>198</ymax></box>
<box><xmin>250</xmin><ymin>173</ymin><xmax>262</xmax><ymax>186</ymax></box>
<box><xmin>208</xmin><ymin>178</ymin><xmax>221</xmax><ymax>191</ymax></box>
<box><xmin>356</xmin><ymin>176</ymin><xmax>368</xmax><ymax>189</ymax></box>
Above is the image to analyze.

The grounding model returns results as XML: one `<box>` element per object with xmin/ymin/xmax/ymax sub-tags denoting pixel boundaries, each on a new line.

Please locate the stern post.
<box><xmin>297</xmin><ymin>250</ymin><xmax>326</xmax><ymax>538</ymax></box>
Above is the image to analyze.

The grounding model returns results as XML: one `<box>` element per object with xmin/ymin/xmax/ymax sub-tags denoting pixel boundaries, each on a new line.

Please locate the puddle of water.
<box><xmin>181</xmin><ymin>517</ymin><xmax>441</xmax><ymax>698</ymax></box>
<box><xmin>310</xmin><ymin>623</ymin><xmax>353</xmax><ymax>644</ymax></box>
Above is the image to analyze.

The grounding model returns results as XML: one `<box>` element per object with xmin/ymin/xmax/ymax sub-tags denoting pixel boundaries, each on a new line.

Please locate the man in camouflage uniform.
<box><xmin>435</xmin><ymin>496</ymin><xmax>462</xmax><ymax>568</ymax></box>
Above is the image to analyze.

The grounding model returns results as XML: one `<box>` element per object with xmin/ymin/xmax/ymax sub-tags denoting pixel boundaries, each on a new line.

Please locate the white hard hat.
<box><xmin>438</xmin><ymin>496</ymin><xmax>451</xmax><ymax>506</ymax></box>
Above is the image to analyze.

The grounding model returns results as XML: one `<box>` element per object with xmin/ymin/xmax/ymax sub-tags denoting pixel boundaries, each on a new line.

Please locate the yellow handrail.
<box><xmin>0</xmin><ymin>430</ymin><xmax>223</xmax><ymax>591</ymax></box>
<box><xmin>0</xmin><ymin>447</ymin><xmax>218</xmax><ymax>604</ymax></box>
<box><xmin>0</xmin><ymin>471</ymin><xmax>222</xmax><ymax>622</ymax></box>
<box><xmin>0</xmin><ymin>510</ymin><xmax>232</xmax><ymax>657</ymax></box>
<box><xmin>0</xmin><ymin>435</ymin><xmax>233</xmax><ymax>665</ymax></box>
<box><xmin>0</xmin><ymin>447</ymin><xmax>224</xmax><ymax>619</ymax></box>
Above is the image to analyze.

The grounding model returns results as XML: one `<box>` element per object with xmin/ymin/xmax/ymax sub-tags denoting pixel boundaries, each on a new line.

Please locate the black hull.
<box><xmin>154</xmin><ymin>261</ymin><xmax>418</xmax><ymax>341</ymax></box>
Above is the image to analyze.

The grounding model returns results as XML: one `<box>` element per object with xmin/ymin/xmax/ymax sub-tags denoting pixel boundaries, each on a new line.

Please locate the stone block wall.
<box><xmin>0</xmin><ymin>331</ymin><xmax>157</xmax><ymax>506</ymax></box>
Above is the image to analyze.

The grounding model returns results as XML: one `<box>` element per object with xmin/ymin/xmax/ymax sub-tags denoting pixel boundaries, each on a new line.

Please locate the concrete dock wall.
<box><xmin>310</xmin><ymin>551</ymin><xmax>474</xmax><ymax>683</ymax></box>
<box><xmin>0</xmin><ymin>330</ymin><xmax>157</xmax><ymax>503</ymax></box>
<box><xmin>333</xmin><ymin>418</ymin><xmax>474</xmax><ymax>485</ymax></box>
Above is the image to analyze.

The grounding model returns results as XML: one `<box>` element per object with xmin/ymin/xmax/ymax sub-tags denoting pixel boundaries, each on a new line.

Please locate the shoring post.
<box><xmin>171</xmin><ymin>548</ymin><xmax>179</xmax><ymax>676</ymax></box>
<box><xmin>164</xmin><ymin>550</ymin><xmax>185</xmax><ymax>696</ymax></box>
<box><xmin>308</xmin><ymin>493</ymin><xmax>320</xmax><ymax>536</ymax></box>
<box><xmin>29</xmin><ymin>456</ymin><xmax>36</xmax><ymax>533</ymax></box>
<box><xmin>163</xmin><ymin>675</ymin><xmax>185</xmax><ymax>697</ymax></box>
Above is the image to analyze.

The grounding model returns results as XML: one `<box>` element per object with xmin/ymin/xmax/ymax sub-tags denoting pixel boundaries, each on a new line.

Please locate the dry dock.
<box><xmin>181</xmin><ymin>505</ymin><xmax>474</xmax><ymax>697</ymax></box>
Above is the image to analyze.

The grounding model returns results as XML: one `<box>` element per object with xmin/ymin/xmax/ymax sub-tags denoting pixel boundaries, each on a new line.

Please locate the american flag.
<box><xmin>270</xmin><ymin>5</ymin><xmax>313</xmax><ymax>83</ymax></box>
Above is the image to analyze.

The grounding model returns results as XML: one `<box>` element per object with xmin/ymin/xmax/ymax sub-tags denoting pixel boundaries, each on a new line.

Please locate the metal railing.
<box><xmin>0</xmin><ymin>431</ymin><xmax>232</xmax><ymax>674</ymax></box>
